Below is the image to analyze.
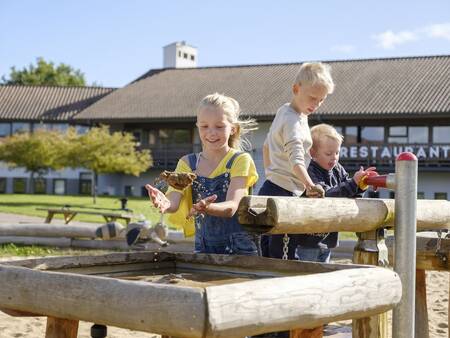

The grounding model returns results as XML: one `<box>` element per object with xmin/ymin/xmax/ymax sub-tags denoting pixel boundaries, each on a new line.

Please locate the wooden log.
<box><xmin>415</xmin><ymin>269</ymin><xmax>429</xmax><ymax>338</ymax></box>
<box><xmin>0</xmin><ymin>223</ymin><xmax>124</xmax><ymax>238</ymax></box>
<box><xmin>238</xmin><ymin>197</ymin><xmax>450</xmax><ymax>234</ymax></box>
<box><xmin>204</xmin><ymin>268</ymin><xmax>401</xmax><ymax>337</ymax></box>
<box><xmin>45</xmin><ymin>317</ymin><xmax>78</xmax><ymax>338</ymax></box>
<box><xmin>0</xmin><ymin>264</ymin><xmax>206</xmax><ymax>338</ymax></box>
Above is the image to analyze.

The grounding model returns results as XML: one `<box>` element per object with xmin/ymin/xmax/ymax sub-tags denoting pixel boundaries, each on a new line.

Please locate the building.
<box><xmin>2</xmin><ymin>54</ymin><xmax>450</xmax><ymax>200</ymax></box>
<box><xmin>163</xmin><ymin>41</ymin><xmax>198</xmax><ymax>68</ymax></box>
<box><xmin>0</xmin><ymin>85</ymin><xmax>115</xmax><ymax>195</ymax></box>
<box><xmin>74</xmin><ymin>55</ymin><xmax>450</xmax><ymax>200</ymax></box>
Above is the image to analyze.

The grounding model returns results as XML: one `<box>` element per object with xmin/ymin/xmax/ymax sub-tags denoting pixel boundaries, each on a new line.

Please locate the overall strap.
<box><xmin>225</xmin><ymin>152</ymin><xmax>243</xmax><ymax>169</ymax></box>
<box><xmin>187</xmin><ymin>153</ymin><xmax>198</xmax><ymax>171</ymax></box>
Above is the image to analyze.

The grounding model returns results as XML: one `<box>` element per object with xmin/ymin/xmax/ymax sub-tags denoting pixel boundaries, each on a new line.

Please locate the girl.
<box><xmin>146</xmin><ymin>93</ymin><xmax>259</xmax><ymax>255</ymax></box>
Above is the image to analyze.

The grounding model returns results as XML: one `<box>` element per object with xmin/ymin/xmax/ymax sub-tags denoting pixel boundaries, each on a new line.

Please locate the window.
<box><xmin>124</xmin><ymin>185</ymin><xmax>134</xmax><ymax>197</ymax></box>
<box><xmin>178</xmin><ymin>51</ymin><xmax>181</xmax><ymax>57</ymax></box>
<box><xmin>434</xmin><ymin>192</ymin><xmax>448</xmax><ymax>200</ymax></box>
<box><xmin>417</xmin><ymin>192</ymin><xmax>425</xmax><ymax>199</ymax></box>
<box><xmin>183</xmin><ymin>53</ymin><xmax>188</xmax><ymax>59</ymax></box>
<box><xmin>79</xmin><ymin>172</ymin><xmax>92</xmax><ymax>195</ymax></box>
<box><xmin>149</xmin><ymin>129</ymin><xmax>191</xmax><ymax>146</ymax></box>
<box><xmin>344</xmin><ymin>126</ymin><xmax>357</xmax><ymax>144</ymax></box>
<box><xmin>433</xmin><ymin>127</ymin><xmax>450</xmax><ymax>143</ymax></box>
<box><xmin>389</xmin><ymin>191</ymin><xmax>395</xmax><ymax>199</ymax></box>
<box><xmin>13</xmin><ymin>178</ymin><xmax>27</xmax><ymax>193</ymax></box>
<box><xmin>190</xmin><ymin>55</ymin><xmax>195</xmax><ymax>61</ymax></box>
<box><xmin>408</xmin><ymin>127</ymin><xmax>428</xmax><ymax>143</ymax></box>
<box><xmin>388</xmin><ymin>126</ymin><xmax>407</xmax><ymax>143</ymax></box>
<box><xmin>0</xmin><ymin>178</ymin><xmax>6</xmax><ymax>193</ymax></box>
<box><xmin>33</xmin><ymin>178</ymin><xmax>46</xmax><ymax>194</ymax></box>
<box><xmin>51</xmin><ymin>123</ymin><xmax>69</xmax><ymax>133</ymax></box>
<box><xmin>388</xmin><ymin>126</ymin><xmax>428</xmax><ymax>144</ymax></box>
<box><xmin>75</xmin><ymin>125</ymin><xmax>89</xmax><ymax>134</ymax></box>
<box><xmin>12</xmin><ymin>123</ymin><xmax>30</xmax><ymax>134</ymax></box>
<box><xmin>361</xmin><ymin>127</ymin><xmax>384</xmax><ymax>144</ymax></box>
<box><xmin>0</xmin><ymin>123</ymin><xmax>11</xmax><ymax>137</ymax></box>
<box><xmin>334</xmin><ymin>126</ymin><xmax>343</xmax><ymax>136</ymax></box>
<box><xmin>53</xmin><ymin>179</ymin><xmax>66</xmax><ymax>195</ymax></box>
<box><xmin>33</xmin><ymin>123</ymin><xmax>52</xmax><ymax>132</ymax></box>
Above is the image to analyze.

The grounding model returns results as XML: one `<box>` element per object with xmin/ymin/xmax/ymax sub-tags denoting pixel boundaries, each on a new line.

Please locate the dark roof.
<box><xmin>0</xmin><ymin>85</ymin><xmax>115</xmax><ymax>121</ymax></box>
<box><xmin>75</xmin><ymin>55</ymin><xmax>450</xmax><ymax>122</ymax></box>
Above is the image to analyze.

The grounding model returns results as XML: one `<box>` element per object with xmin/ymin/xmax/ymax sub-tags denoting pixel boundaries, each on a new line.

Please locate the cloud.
<box><xmin>372</xmin><ymin>30</ymin><xmax>418</xmax><ymax>49</ymax></box>
<box><xmin>424</xmin><ymin>23</ymin><xmax>450</xmax><ymax>41</ymax></box>
<box><xmin>373</xmin><ymin>22</ymin><xmax>450</xmax><ymax>49</ymax></box>
<box><xmin>331</xmin><ymin>44</ymin><xmax>355</xmax><ymax>53</ymax></box>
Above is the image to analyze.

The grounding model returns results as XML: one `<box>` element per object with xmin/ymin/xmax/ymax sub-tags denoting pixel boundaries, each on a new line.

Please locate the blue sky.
<box><xmin>1</xmin><ymin>0</ymin><xmax>449</xmax><ymax>87</ymax></box>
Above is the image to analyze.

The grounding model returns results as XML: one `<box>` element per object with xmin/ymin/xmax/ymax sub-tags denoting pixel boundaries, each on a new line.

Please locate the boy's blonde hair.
<box><xmin>311</xmin><ymin>123</ymin><xmax>344</xmax><ymax>148</ymax></box>
<box><xmin>198</xmin><ymin>93</ymin><xmax>257</xmax><ymax>150</ymax></box>
<box><xmin>295</xmin><ymin>62</ymin><xmax>335</xmax><ymax>94</ymax></box>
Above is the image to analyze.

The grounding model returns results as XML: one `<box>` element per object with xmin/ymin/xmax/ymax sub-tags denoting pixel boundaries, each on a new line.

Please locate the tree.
<box><xmin>0</xmin><ymin>130</ymin><xmax>66</xmax><ymax>193</ymax></box>
<box><xmin>66</xmin><ymin>126</ymin><xmax>152</xmax><ymax>203</ymax></box>
<box><xmin>1</xmin><ymin>57</ymin><xmax>86</xmax><ymax>86</ymax></box>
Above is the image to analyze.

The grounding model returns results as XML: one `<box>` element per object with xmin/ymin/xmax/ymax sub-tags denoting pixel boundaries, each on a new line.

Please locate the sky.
<box><xmin>1</xmin><ymin>0</ymin><xmax>450</xmax><ymax>88</ymax></box>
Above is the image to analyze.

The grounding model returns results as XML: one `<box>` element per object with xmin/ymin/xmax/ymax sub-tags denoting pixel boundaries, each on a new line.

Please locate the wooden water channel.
<box><xmin>0</xmin><ymin>251</ymin><xmax>401</xmax><ymax>338</ymax></box>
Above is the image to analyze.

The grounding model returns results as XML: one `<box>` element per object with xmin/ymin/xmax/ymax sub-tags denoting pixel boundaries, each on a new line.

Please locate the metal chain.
<box><xmin>435</xmin><ymin>230</ymin><xmax>448</xmax><ymax>265</ymax></box>
<box><xmin>282</xmin><ymin>233</ymin><xmax>290</xmax><ymax>260</ymax></box>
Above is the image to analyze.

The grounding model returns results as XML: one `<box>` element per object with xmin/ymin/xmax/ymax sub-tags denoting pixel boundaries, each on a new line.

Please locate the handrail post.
<box><xmin>392</xmin><ymin>152</ymin><xmax>418</xmax><ymax>338</ymax></box>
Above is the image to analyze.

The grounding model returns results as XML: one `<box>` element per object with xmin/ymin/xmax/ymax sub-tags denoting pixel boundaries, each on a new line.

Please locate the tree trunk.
<box><xmin>29</xmin><ymin>171</ymin><xmax>35</xmax><ymax>194</ymax></box>
<box><xmin>91</xmin><ymin>171</ymin><xmax>98</xmax><ymax>204</ymax></box>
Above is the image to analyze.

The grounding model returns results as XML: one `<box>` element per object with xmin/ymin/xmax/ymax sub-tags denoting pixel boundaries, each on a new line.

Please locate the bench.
<box><xmin>36</xmin><ymin>208</ymin><xmax>134</xmax><ymax>225</ymax></box>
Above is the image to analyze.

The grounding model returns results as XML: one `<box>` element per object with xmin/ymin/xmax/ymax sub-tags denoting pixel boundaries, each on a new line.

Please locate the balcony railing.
<box><xmin>148</xmin><ymin>144</ymin><xmax>202</xmax><ymax>169</ymax></box>
<box><xmin>339</xmin><ymin>143</ymin><xmax>450</xmax><ymax>169</ymax></box>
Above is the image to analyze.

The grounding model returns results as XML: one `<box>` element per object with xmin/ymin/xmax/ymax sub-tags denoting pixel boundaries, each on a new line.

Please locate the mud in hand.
<box><xmin>158</xmin><ymin>170</ymin><xmax>197</xmax><ymax>190</ymax></box>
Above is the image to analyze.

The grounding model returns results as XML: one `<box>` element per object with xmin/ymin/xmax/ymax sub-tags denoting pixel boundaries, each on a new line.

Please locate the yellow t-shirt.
<box><xmin>165</xmin><ymin>149</ymin><xmax>259</xmax><ymax>237</ymax></box>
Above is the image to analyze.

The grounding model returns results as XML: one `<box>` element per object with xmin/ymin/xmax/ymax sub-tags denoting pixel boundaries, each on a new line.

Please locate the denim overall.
<box><xmin>187</xmin><ymin>152</ymin><xmax>257</xmax><ymax>255</ymax></box>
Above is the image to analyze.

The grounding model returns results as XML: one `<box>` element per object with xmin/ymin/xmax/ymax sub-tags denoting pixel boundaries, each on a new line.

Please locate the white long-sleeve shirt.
<box><xmin>264</xmin><ymin>103</ymin><xmax>312</xmax><ymax>196</ymax></box>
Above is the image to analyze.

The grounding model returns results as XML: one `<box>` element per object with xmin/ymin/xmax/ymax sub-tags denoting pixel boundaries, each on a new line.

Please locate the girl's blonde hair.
<box><xmin>295</xmin><ymin>62</ymin><xmax>335</xmax><ymax>94</ymax></box>
<box><xmin>310</xmin><ymin>123</ymin><xmax>344</xmax><ymax>148</ymax></box>
<box><xmin>198</xmin><ymin>93</ymin><xmax>257</xmax><ymax>150</ymax></box>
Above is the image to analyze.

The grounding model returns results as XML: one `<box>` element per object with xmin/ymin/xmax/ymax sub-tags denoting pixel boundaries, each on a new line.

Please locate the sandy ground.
<box><xmin>0</xmin><ymin>212</ymin><xmax>447</xmax><ymax>337</ymax></box>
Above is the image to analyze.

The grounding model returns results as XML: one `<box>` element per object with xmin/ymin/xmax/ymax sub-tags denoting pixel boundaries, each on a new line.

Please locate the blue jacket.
<box><xmin>297</xmin><ymin>160</ymin><xmax>364</xmax><ymax>248</ymax></box>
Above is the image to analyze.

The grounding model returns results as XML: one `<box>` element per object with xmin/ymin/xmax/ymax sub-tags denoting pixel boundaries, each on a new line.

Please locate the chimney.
<box><xmin>163</xmin><ymin>41</ymin><xmax>198</xmax><ymax>68</ymax></box>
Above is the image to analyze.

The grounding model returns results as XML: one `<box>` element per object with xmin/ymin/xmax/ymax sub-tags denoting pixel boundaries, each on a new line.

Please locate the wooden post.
<box><xmin>44</xmin><ymin>211</ymin><xmax>54</xmax><ymax>223</ymax></box>
<box><xmin>352</xmin><ymin>230</ymin><xmax>389</xmax><ymax>338</ymax></box>
<box><xmin>45</xmin><ymin>316</ymin><xmax>78</xmax><ymax>338</ymax></box>
<box><xmin>415</xmin><ymin>269</ymin><xmax>429</xmax><ymax>338</ymax></box>
<box><xmin>290</xmin><ymin>326</ymin><xmax>323</xmax><ymax>337</ymax></box>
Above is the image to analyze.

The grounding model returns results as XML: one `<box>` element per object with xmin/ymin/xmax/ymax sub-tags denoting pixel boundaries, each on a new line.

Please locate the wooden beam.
<box><xmin>415</xmin><ymin>269</ymin><xmax>429</xmax><ymax>338</ymax></box>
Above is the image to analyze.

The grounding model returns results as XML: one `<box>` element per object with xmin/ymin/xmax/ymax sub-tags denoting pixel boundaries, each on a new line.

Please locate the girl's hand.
<box><xmin>353</xmin><ymin>166</ymin><xmax>377</xmax><ymax>185</ymax></box>
<box><xmin>145</xmin><ymin>184</ymin><xmax>171</xmax><ymax>213</ymax></box>
<box><xmin>188</xmin><ymin>194</ymin><xmax>218</xmax><ymax>218</ymax></box>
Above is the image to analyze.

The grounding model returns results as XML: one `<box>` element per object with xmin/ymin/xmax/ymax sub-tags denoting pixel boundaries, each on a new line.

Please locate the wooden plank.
<box><xmin>415</xmin><ymin>269</ymin><xmax>429</xmax><ymax>338</ymax></box>
<box><xmin>45</xmin><ymin>317</ymin><xmax>78</xmax><ymax>338</ymax></box>
<box><xmin>204</xmin><ymin>268</ymin><xmax>400</xmax><ymax>337</ymax></box>
<box><xmin>0</xmin><ymin>307</ymin><xmax>43</xmax><ymax>317</ymax></box>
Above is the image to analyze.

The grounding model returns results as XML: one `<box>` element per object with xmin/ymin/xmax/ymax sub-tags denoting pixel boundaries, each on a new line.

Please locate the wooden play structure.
<box><xmin>0</xmin><ymin>252</ymin><xmax>401</xmax><ymax>338</ymax></box>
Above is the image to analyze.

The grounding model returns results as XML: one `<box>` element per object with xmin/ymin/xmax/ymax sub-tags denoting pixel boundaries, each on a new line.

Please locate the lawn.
<box><xmin>0</xmin><ymin>194</ymin><xmax>161</xmax><ymax>224</ymax></box>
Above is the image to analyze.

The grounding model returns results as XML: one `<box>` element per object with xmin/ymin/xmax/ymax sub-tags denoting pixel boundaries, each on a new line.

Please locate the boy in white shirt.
<box><xmin>260</xmin><ymin>62</ymin><xmax>332</xmax><ymax>260</ymax></box>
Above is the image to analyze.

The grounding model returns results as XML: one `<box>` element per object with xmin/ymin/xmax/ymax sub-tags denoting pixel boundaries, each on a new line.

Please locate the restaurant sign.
<box><xmin>340</xmin><ymin>145</ymin><xmax>450</xmax><ymax>160</ymax></box>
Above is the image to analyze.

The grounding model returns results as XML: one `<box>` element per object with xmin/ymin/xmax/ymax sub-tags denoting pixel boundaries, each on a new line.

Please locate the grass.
<box><xmin>0</xmin><ymin>243</ymin><xmax>123</xmax><ymax>258</ymax></box>
<box><xmin>0</xmin><ymin>193</ymin><xmax>161</xmax><ymax>224</ymax></box>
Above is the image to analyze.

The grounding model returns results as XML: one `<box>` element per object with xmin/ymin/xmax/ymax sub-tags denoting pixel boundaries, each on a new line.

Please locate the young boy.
<box><xmin>296</xmin><ymin>123</ymin><xmax>376</xmax><ymax>262</ymax></box>
<box><xmin>259</xmin><ymin>62</ymin><xmax>333</xmax><ymax>260</ymax></box>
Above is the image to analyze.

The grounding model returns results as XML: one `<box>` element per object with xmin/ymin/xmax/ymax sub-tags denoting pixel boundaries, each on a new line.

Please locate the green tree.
<box><xmin>66</xmin><ymin>126</ymin><xmax>152</xmax><ymax>203</ymax></box>
<box><xmin>1</xmin><ymin>57</ymin><xmax>86</xmax><ymax>86</ymax></box>
<box><xmin>0</xmin><ymin>130</ymin><xmax>66</xmax><ymax>193</ymax></box>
